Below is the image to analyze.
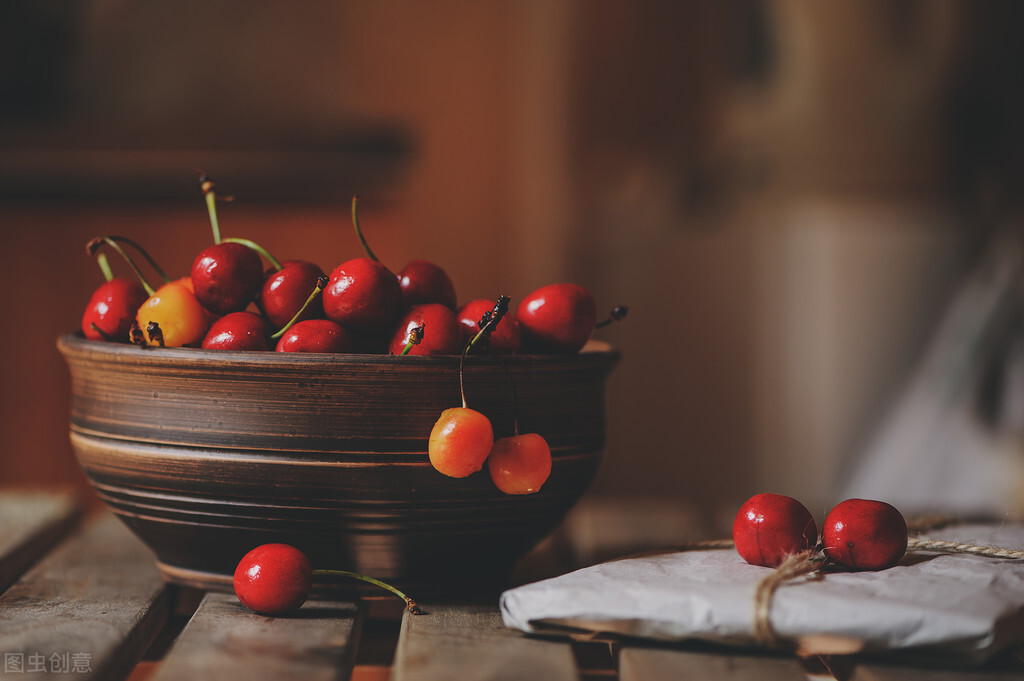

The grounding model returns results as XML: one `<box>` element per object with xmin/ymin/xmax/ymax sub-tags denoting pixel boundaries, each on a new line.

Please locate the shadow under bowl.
<box><xmin>58</xmin><ymin>334</ymin><xmax>619</xmax><ymax>596</ymax></box>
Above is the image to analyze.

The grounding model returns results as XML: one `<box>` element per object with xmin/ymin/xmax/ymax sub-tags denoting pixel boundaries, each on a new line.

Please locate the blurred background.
<box><xmin>3</xmin><ymin>0</ymin><xmax>1024</xmax><ymax>541</ymax></box>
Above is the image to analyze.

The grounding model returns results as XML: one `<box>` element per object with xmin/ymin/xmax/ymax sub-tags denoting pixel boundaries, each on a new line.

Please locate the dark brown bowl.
<box><xmin>58</xmin><ymin>334</ymin><xmax>618</xmax><ymax>595</ymax></box>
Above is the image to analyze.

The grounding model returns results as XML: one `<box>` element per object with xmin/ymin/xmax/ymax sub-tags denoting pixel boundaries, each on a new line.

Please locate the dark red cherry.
<box><xmin>191</xmin><ymin>242</ymin><xmax>264</xmax><ymax>316</ymax></box>
<box><xmin>82</xmin><ymin>278</ymin><xmax>148</xmax><ymax>342</ymax></box>
<box><xmin>275</xmin><ymin>319</ymin><xmax>356</xmax><ymax>353</ymax></box>
<box><xmin>457</xmin><ymin>298</ymin><xmax>522</xmax><ymax>354</ymax></box>
<box><xmin>733</xmin><ymin>493</ymin><xmax>818</xmax><ymax>568</ymax></box>
<box><xmin>397</xmin><ymin>260</ymin><xmax>457</xmax><ymax>310</ymax></box>
<box><xmin>201</xmin><ymin>311</ymin><xmax>271</xmax><ymax>350</ymax></box>
<box><xmin>388</xmin><ymin>304</ymin><xmax>461</xmax><ymax>355</ymax></box>
<box><xmin>823</xmin><ymin>499</ymin><xmax>907</xmax><ymax>571</ymax></box>
<box><xmin>516</xmin><ymin>283</ymin><xmax>597</xmax><ymax>353</ymax></box>
<box><xmin>233</xmin><ymin>543</ymin><xmax>312</xmax><ymax>615</ymax></box>
<box><xmin>322</xmin><ymin>257</ymin><xmax>403</xmax><ymax>334</ymax></box>
<box><xmin>258</xmin><ymin>260</ymin><xmax>326</xmax><ymax>329</ymax></box>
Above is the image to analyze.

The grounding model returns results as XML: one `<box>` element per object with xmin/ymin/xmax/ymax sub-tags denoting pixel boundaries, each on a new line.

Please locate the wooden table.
<box><xmin>1</xmin><ymin>492</ymin><xmax>1022</xmax><ymax>681</ymax></box>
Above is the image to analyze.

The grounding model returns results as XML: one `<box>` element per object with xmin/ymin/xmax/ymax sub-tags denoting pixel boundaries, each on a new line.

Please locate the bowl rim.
<box><xmin>57</xmin><ymin>332</ymin><xmax>621</xmax><ymax>370</ymax></box>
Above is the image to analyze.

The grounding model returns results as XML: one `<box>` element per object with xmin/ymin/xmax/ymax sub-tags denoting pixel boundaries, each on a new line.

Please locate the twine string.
<box><xmin>906</xmin><ymin>537</ymin><xmax>1024</xmax><ymax>559</ymax></box>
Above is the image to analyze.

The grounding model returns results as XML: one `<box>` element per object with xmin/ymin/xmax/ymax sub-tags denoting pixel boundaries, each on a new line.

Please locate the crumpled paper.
<box><xmin>500</xmin><ymin>523</ymin><xmax>1024</xmax><ymax>662</ymax></box>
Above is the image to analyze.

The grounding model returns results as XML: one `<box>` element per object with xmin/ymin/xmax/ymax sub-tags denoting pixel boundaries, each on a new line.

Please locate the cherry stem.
<box><xmin>351</xmin><ymin>195</ymin><xmax>380</xmax><ymax>262</ymax></box>
<box><xmin>493</xmin><ymin>355</ymin><xmax>520</xmax><ymax>436</ymax></box>
<box><xmin>221</xmin><ymin>237</ymin><xmax>284</xmax><ymax>271</ymax></box>
<box><xmin>109</xmin><ymin>236</ymin><xmax>172</xmax><ymax>284</ymax></box>
<box><xmin>311</xmin><ymin>569</ymin><xmax>421</xmax><ymax>614</ymax></box>
<box><xmin>89</xmin><ymin>322</ymin><xmax>115</xmax><ymax>342</ymax></box>
<box><xmin>94</xmin><ymin>252</ymin><xmax>114</xmax><ymax>282</ymax></box>
<box><xmin>88</xmin><ymin>237</ymin><xmax>156</xmax><ymax>296</ymax></box>
<box><xmin>459</xmin><ymin>295</ymin><xmax>510</xmax><ymax>408</ymax></box>
<box><xmin>400</xmin><ymin>324</ymin><xmax>425</xmax><ymax>355</ymax></box>
<box><xmin>270</xmin><ymin>275</ymin><xmax>329</xmax><ymax>340</ymax></box>
<box><xmin>146</xmin><ymin>321</ymin><xmax>165</xmax><ymax>347</ymax></box>
<box><xmin>595</xmin><ymin>305</ymin><xmax>628</xmax><ymax>329</ymax></box>
<box><xmin>199</xmin><ymin>173</ymin><xmax>223</xmax><ymax>244</ymax></box>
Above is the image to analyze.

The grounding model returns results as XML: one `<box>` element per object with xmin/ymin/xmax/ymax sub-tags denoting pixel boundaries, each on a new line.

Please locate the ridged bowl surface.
<box><xmin>58</xmin><ymin>334</ymin><xmax>618</xmax><ymax>594</ymax></box>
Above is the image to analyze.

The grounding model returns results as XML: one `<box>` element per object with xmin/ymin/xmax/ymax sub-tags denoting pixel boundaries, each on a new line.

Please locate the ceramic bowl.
<box><xmin>58</xmin><ymin>334</ymin><xmax>618</xmax><ymax>594</ymax></box>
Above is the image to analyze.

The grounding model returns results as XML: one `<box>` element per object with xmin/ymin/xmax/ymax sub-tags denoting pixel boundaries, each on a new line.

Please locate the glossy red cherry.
<box><xmin>136</xmin><ymin>280</ymin><xmax>210</xmax><ymax>347</ymax></box>
<box><xmin>275</xmin><ymin>319</ymin><xmax>356</xmax><ymax>353</ymax></box>
<box><xmin>823</xmin><ymin>499</ymin><xmax>907</xmax><ymax>571</ymax></box>
<box><xmin>516</xmin><ymin>283</ymin><xmax>597</xmax><ymax>353</ymax></box>
<box><xmin>259</xmin><ymin>260</ymin><xmax>326</xmax><ymax>329</ymax></box>
<box><xmin>233</xmin><ymin>543</ymin><xmax>312</xmax><ymax>615</ymax></box>
<box><xmin>388</xmin><ymin>304</ymin><xmax>461</xmax><ymax>355</ymax></box>
<box><xmin>322</xmin><ymin>257</ymin><xmax>403</xmax><ymax>334</ymax></box>
<box><xmin>457</xmin><ymin>299</ymin><xmax>522</xmax><ymax>354</ymax></box>
<box><xmin>488</xmin><ymin>433</ymin><xmax>552</xmax><ymax>495</ymax></box>
<box><xmin>201</xmin><ymin>311</ymin><xmax>271</xmax><ymax>350</ymax></box>
<box><xmin>733</xmin><ymin>493</ymin><xmax>818</xmax><ymax>568</ymax></box>
<box><xmin>191</xmin><ymin>242</ymin><xmax>264</xmax><ymax>315</ymax></box>
<box><xmin>397</xmin><ymin>260</ymin><xmax>458</xmax><ymax>310</ymax></box>
<box><xmin>82</xmin><ymin>279</ymin><xmax>148</xmax><ymax>342</ymax></box>
<box><xmin>428</xmin><ymin>407</ymin><xmax>494</xmax><ymax>478</ymax></box>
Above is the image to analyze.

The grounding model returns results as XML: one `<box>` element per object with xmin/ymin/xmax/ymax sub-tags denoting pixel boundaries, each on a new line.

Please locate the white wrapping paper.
<box><xmin>500</xmin><ymin>523</ymin><xmax>1024</xmax><ymax>662</ymax></box>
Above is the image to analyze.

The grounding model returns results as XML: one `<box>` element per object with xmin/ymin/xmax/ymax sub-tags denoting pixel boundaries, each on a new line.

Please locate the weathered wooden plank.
<box><xmin>151</xmin><ymin>592</ymin><xmax>361</xmax><ymax>681</ymax></box>
<box><xmin>0</xmin><ymin>492</ymin><xmax>80</xmax><ymax>593</ymax></box>
<box><xmin>0</xmin><ymin>513</ymin><xmax>168</xmax><ymax>680</ymax></box>
<box><xmin>392</xmin><ymin>603</ymin><xmax>578</xmax><ymax>681</ymax></box>
<box><xmin>852</xmin><ymin>663</ymin><xmax>1024</xmax><ymax>680</ymax></box>
<box><xmin>619</xmin><ymin>646</ymin><xmax>806</xmax><ymax>681</ymax></box>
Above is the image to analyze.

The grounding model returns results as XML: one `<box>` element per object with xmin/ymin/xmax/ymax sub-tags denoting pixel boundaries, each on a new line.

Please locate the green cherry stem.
<box><xmin>270</xmin><ymin>276</ymin><xmax>329</xmax><ymax>340</ymax></box>
<box><xmin>221</xmin><ymin>237</ymin><xmax>284</xmax><ymax>271</ymax></box>
<box><xmin>94</xmin><ymin>252</ymin><xmax>114</xmax><ymax>282</ymax></box>
<box><xmin>351</xmin><ymin>195</ymin><xmax>380</xmax><ymax>262</ymax></box>
<box><xmin>459</xmin><ymin>295</ymin><xmax>510</xmax><ymax>409</ymax></box>
<box><xmin>87</xmin><ymin>237</ymin><xmax>156</xmax><ymax>296</ymax></box>
<box><xmin>400</xmin><ymin>324</ymin><xmax>425</xmax><ymax>355</ymax></box>
<box><xmin>198</xmin><ymin>173</ymin><xmax>232</xmax><ymax>245</ymax></box>
<box><xmin>107</xmin><ymin>236</ymin><xmax>172</xmax><ymax>285</ymax></box>
<box><xmin>311</xmin><ymin>569</ymin><xmax>421</xmax><ymax>614</ymax></box>
<box><xmin>89</xmin><ymin>322</ymin><xmax>115</xmax><ymax>342</ymax></box>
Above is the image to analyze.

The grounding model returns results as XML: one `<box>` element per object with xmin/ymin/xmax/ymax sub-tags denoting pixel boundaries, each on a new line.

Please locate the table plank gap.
<box><xmin>0</xmin><ymin>512</ymin><xmax>169</xmax><ymax>680</ymax></box>
<box><xmin>392</xmin><ymin>603</ymin><xmax>578</xmax><ymax>681</ymax></box>
<box><xmin>150</xmin><ymin>592</ymin><xmax>362</xmax><ymax>681</ymax></box>
<box><xmin>0</xmin><ymin>491</ymin><xmax>82</xmax><ymax>594</ymax></box>
<box><xmin>619</xmin><ymin>646</ymin><xmax>807</xmax><ymax>681</ymax></box>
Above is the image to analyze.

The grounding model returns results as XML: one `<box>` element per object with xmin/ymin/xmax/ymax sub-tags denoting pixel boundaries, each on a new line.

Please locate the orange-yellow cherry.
<box><xmin>487</xmin><ymin>433</ymin><xmax>552</xmax><ymax>494</ymax></box>
<box><xmin>136</xmin><ymin>280</ymin><xmax>210</xmax><ymax>347</ymax></box>
<box><xmin>428</xmin><ymin>407</ymin><xmax>494</xmax><ymax>478</ymax></box>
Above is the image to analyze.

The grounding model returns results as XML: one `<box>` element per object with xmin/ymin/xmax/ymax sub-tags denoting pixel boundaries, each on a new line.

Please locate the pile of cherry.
<box><xmin>79</xmin><ymin>176</ymin><xmax>625</xmax><ymax>496</ymax></box>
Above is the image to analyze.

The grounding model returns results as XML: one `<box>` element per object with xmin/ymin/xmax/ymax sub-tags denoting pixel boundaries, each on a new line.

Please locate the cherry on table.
<box><xmin>259</xmin><ymin>260</ymin><xmax>326</xmax><ymax>329</ymax></box>
<box><xmin>733</xmin><ymin>493</ymin><xmax>818</xmax><ymax>568</ymax></box>
<box><xmin>397</xmin><ymin>259</ymin><xmax>458</xmax><ymax>310</ymax></box>
<box><xmin>488</xmin><ymin>433</ymin><xmax>552</xmax><ymax>495</ymax></box>
<box><xmin>388</xmin><ymin>304</ymin><xmax>461</xmax><ymax>356</ymax></box>
<box><xmin>322</xmin><ymin>257</ymin><xmax>403</xmax><ymax>335</ymax></box>
<box><xmin>82</xmin><ymin>279</ymin><xmax>148</xmax><ymax>342</ymax></box>
<box><xmin>202</xmin><ymin>311</ymin><xmax>271</xmax><ymax>351</ymax></box>
<box><xmin>516</xmin><ymin>283</ymin><xmax>597</xmax><ymax>353</ymax></box>
<box><xmin>822</xmin><ymin>498</ymin><xmax>907</xmax><ymax>571</ymax></box>
<box><xmin>275</xmin><ymin>319</ymin><xmax>356</xmax><ymax>353</ymax></box>
<box><xmin>191</xmin><ymin>242</ymin><xmax>265</xmax><ymax>316</ymax></box>
<box><xmin>233</xmin><ymin>543</ymin><xmax>312</xmax><ymax>615</ymax></box>
<box><xmin>457</xmin><ymin>299</ymin><xmax>521</xmax><ymax>354</ymax></box>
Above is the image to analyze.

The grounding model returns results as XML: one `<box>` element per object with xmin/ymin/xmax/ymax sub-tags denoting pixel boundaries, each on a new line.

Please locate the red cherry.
<box><xmin>191</xmin><ymin>242</ymin><xmax>264</xmax><ymax>316</ymax></box>
<box><xmin>259</xmin><ymin>260</ymin><xmax>326</xmax><ymax>329</ymax></box>
<box><xmin>388</xmin><ymin>304</ymin><xmax>461</xmax><ymax>356</ymax></box>
<box><xmin>516</xmin><ymin>283</ymin><xmax>597</xmax><ymax>353</ymax></box>
<box><xmin>275</xmin><ymin>319</ymin><xmax>356</xmax><ymax>353</ymax></box>
<box><xmin>428</xmin><ymin>407</ymin><xmax>494</xmax><ymax>478</ymax></box>
<box><xmin>733</xmin><ymin>493</ymin><xmax>818</xmax><ymax>568</ymax></box>
<box><xmin>322</xmin><ymin>257</ymin><xmax>403</xmax><ymax>334</ymax></box>
<box><xmin>487</xmin><ymin>433</ymin><xmax>552</xmax><ymax>495</ymax></box>
<box><xmin>457</xmin><ymin>299</ymin><xmax>522</xmax><ymax>354</ymax></box>
<box><xmin>233</xmin><ymin>543</ymin><xmax>312</xmax><ymax>615</ymax></box>
<box><xmin>823</xmin><ymin>499</ymin><xmax>907</xmax><ymax>571</ymax></box>
<box><xmin>397</xmin><ymin>260</ymin><xmax>458</xmax><ymax>310</ymax></box>
<box><xmin>201</xmin><ymin>311</ymin><xmax>271</xmax><ymax>350</ymax></box>
<box><xmin>82</xmin><ymin>278</ymin><xmax>148</xmax><ymax>342</ymax></box>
